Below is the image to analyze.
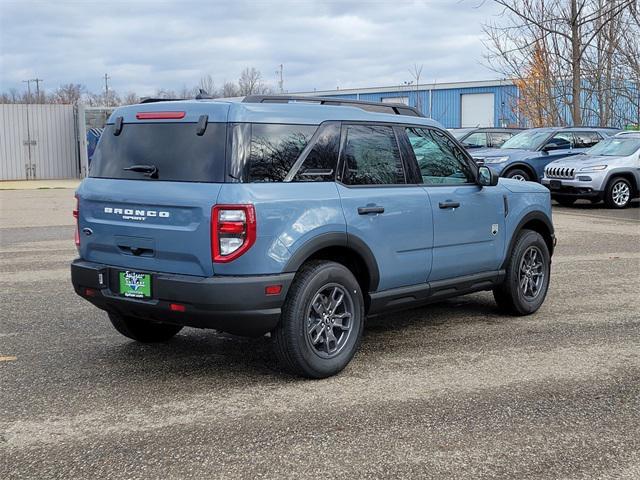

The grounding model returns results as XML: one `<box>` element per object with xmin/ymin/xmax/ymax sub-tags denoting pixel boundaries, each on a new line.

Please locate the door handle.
<box><xmin>439</xmin><ymin>201</ymin><xmax>460</xmax><ymax>209</ymax></box>
<box><xmin>358</xmin><ymin>206</ymin><xmax>385</xmax><ymax>215</ymax></box>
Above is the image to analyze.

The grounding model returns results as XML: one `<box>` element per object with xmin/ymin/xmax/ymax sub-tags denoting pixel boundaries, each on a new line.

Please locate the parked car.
<box><xmin>449</xmin><ymin>127</ymin><xmax>524</xmax><ymax>149</ymax></box>
<box><xmin>471</xmin><ymin>127</ymin><xmax>619</xmax><ymax>182</ymax></box>
<box><xmin>71</xmin><ymin>95</ymin><xmax>555</xmax><ymax>378</ymax></box>
<box><xmin>542</xmin><ymin>133</ymin><xmax>640</xmax><ymax>208</ymax></box>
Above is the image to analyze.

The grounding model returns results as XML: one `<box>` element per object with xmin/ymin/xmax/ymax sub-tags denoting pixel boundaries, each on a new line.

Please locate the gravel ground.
<box><xmin>1</xmin><ymin>189</ymin><xmax>639</xmax><ymax>479</ymax></box>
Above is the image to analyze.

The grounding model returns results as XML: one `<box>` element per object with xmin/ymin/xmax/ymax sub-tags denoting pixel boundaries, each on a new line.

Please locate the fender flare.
<box><xmin>283</xmin><ymin>231</ymin><xmax>380</xmax><ymax>292</ymax></box>
<box><xmin>501</xmin><ymin>162</ymin><xmax>538</xmax><ymax>181</ymax></box>
<box><xmin>501</xmin><ymin>211</ymin><xmax>555</xmax><ymax>270</ymax></box>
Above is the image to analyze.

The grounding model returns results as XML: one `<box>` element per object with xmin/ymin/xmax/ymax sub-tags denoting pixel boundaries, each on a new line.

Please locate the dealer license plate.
<box><xmin>119</xmin><ymin>271</ymin><xmax>152</xmax><ymax>298</ymax></box>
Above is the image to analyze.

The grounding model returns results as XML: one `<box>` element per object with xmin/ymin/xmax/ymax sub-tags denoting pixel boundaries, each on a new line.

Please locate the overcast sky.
<box><xmin>0</xmin><ymin>0</ymin><xmax>504</xmax><ymax>96</ymax></box>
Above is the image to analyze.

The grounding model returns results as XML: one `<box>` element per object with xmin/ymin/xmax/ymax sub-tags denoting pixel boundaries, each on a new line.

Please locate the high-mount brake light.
<box><xmin>73</xmin><ymin>195</ymin><xmax>80</xmax><ymax>248</ymax></box>
<box><xmin>211</xmin><ymin>205</ymin><xmax>256</xmax><ymax>263</ymax></box>
<box><xmin>135</xmin><ymin>111</ymin><xmax>186</xmax><ymax>120</ymax></box>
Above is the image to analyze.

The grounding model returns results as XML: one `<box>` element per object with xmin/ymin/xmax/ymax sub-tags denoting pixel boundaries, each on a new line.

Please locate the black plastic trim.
<box><xmin>501</xmin><ymin>211</ymin><xmax>555</xmax><ymax>270</ymax></box>
<box><xmin>71</xmin><ymin>259</ymin><xmax>294</xmax><ymax>337</ymax></box>
<box><xmin>368</xmin><ymin>270</ymin><xmax>505</xmax><ymax>315</ymax></box>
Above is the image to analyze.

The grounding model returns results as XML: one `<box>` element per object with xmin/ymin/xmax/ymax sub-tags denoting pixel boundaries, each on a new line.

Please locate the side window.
<box><xmin>546</xmin><ymin>132</ymin><xmax>573</xmax><ymax>150</ymax></box>
<box><xmin>246</xmin><ymin>124</ymin><xmax>317</xmax><ymax>182</ymax></box>
<box><xmin>341</xmin><ymin>125</ymin><xmax>405</xmax><ymax>185</ymax></box>
<box><xmin>405</xmin><ymin>127</ymin><xmax>474</xmax><ymax>185</ymax></box>
<box><xmin>462</xmin><ymin>132</ymin><xmax>488</xmax><ymax>148</ymax></box>
<box><xmin>489</xmin><ymin>132</ymin><xmax>513</xmax><ymax>147</ymax></box>
<box><xmin>574</xmin><ymin>131</ymin><xmax>602</xmax><ymax>148</ymax></box>
<box><xmin>291</xmin><ymin>123</ymin><xmax>340</xmax><ymax>182</ymax></box>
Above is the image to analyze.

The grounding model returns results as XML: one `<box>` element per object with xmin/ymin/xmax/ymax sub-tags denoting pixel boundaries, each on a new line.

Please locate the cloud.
<box><xmin>0</xmin><ymin>0</ymin><xmax>502</xmax><ymax>96</ymax></box>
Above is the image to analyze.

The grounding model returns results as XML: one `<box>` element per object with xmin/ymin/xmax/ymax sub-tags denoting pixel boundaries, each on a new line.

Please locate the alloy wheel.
<box><xmin>612</xmin><ymin>181</ymin><xmax>630</xmax><ymax>207</ymax></box>
<box><xmin>518</xmin><ymin>246</ymin><xmax>545</xmax><ymax>300</ymax></box>
<box><xmin>306</xmin><ymin>284</ymin><xmax>354</xmax><ymax>358</ymax></box>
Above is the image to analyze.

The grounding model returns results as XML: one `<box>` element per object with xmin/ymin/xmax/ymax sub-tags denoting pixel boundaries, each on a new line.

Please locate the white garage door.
<box><xmin>461</xmin><ymin>93</ymin><xmax>494</xmax><ymax>127</ymax></box>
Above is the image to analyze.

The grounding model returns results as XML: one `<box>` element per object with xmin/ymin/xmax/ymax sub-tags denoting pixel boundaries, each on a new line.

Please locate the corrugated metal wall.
<box><xmin>321</xmin><ymin>85</ymin><xmax>521</xmax><ymax>128</ymax></box>
<box><xmin>0</xmin><ymin>104</ymin><xmax>78</xmax><ymax>181</ymax></box>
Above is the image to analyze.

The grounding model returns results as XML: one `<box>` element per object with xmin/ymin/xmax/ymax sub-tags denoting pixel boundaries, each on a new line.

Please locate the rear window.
<box><xmin>90</xmin><ymin>122</ymin><xmax>226</xmax><ymax>182</ymax></box>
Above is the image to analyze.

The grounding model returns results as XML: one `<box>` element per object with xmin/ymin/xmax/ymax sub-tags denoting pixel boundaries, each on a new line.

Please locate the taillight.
<box><xmin>73</xmin><ymin>195</ymin><xmax>80</xmax><ymax>249</ymax></box>
<box><xmin>211</xmin><ymin>205</ymin><xmax>256</xmax><ymax>263</ymax></box>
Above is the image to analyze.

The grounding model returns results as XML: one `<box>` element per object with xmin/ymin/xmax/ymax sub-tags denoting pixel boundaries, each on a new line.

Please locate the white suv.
<box><xmin>542</xmin><ymin>133</ymin><xmax>640</xmax><ymax>208</ymax></box>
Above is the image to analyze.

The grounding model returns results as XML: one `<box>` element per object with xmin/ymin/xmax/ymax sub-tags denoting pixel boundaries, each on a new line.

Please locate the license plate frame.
<box><xmin>118</xmin><ymin>270</ymin><xmax>152</xmax><ymax>298</ymax></box>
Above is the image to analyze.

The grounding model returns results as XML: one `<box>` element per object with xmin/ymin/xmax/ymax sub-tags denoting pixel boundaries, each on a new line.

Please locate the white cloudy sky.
<box><xmin>0</xmin><ymin>0</ymin><xmax>504</xmax><ymax>96</ymax></box>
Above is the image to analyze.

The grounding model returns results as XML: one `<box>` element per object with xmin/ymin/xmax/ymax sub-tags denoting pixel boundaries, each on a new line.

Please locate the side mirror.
<box><xmin>542</xmin><ymin>142</ymin><xmax>568</xmax><ymax>152</ymax></box>
<box><xmin>478</xmin><ymin>165</ymin><xmax>499</xmax><ymax>187</ymax></box>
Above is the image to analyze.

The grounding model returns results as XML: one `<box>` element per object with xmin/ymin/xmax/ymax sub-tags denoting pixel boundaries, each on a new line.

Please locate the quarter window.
<box><xmin>405</xmin><ymin>127</ymin><xmax>474</xmax><ymax>185</ymax></box>
<box><xmin>291</xmin><ymin>123</ymin><xmax>340</xmax><ymax>182</ymax></box>
<box><xmin>489</xmin><ymin>132</ymin><xmax>513</xmax><ymax>147</ymax></box>
<box><xmin>341</xmin><ymin>125</ymin><xmax>405</xmax><ymax>185</ymax></box>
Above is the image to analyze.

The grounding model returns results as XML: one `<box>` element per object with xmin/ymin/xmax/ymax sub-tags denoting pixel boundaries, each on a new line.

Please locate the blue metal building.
<box><xmin>297</xmin><ymin>79</ymin><xmax>639</xmax><ymax>129</ymax></box>
<box><xmin>297</xmin><ymin>80</ymin><xmax>520</xmax><ymax>128</ymax></box>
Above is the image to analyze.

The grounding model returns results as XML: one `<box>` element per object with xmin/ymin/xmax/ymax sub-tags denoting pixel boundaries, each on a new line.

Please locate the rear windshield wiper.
<box><xmin>123</xmin><ymin>164</ymin><xmax>158</xmax><ymax>178</ymax></box>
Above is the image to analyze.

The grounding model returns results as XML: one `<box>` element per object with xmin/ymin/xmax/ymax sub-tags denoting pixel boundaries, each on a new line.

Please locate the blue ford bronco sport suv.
<box><xmin>71</xmin><ymin>95</ymin><xmax>556</xmax><ymax>378</ymax></box>
<box><xmin>472</xmin><ymin>126</ymin><xmax>618</xmax><ymax>182</ymax></box>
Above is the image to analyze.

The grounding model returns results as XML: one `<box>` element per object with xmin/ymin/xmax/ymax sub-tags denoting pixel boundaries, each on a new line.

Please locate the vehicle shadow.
<box><xmin>93</xmin><ymin>293</ymin><xmax>506</xmax><ymax>381</ymax></box>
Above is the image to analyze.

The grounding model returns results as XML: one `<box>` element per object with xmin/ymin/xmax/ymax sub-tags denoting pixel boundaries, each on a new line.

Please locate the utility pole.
<box><xmin>22</xmin><ymin>79</ymin><xmax>33</xmax><ymax>179</ymax></box>
<box><xmin>275</xmin><ymin>64</ymin><xmax>284</xmax><ymax>93</ymax></box>
<box><xmin>104</xmin><ymin>73</ymin><xmax>110</xmax><ymax>106</ymax></box>
<box><xmin>32</xmin><ymin>78</ymin><xmax>43</xmax><ymax>102</ymax></box>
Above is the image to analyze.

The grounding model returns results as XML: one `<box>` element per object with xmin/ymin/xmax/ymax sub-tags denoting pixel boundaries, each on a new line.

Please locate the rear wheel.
<box><xmin>604</xmin><ymin>177</ymin><xmax>632</xmax><ymax>209</ymax></box>
<box><xmin>505</xmin><ymin>168</ymin><xmax>531</xmax><ymax>182</ymax></box>
<box><xmin>493</xmin><ymin>229</ymin><xmax>551</xmax><ymax>315</ymax></box>
<box><xmin>273</xmin><ymin>260</ymin><xmax>364</xmax><ymax>378</ymax></box>
<box><xmin>108</xmin><ymin>312</ymin><xmax>183</xmax><ymax>342</ymax></box>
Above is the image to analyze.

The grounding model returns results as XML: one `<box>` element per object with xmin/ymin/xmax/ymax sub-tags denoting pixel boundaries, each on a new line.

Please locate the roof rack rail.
<box><xmin>242</xmin><ymin>95</ymin><xmax>424</xmax><ymax>117</ymax></box>
<box><xmin>139</xmin><ymin>97</ymin><xmax>183</xmax><ymax>104</ymax></box>
<box><xmin>562</xmin><ymin>125</ymin><xmax>620</xmax><ymax>130</ymax></box>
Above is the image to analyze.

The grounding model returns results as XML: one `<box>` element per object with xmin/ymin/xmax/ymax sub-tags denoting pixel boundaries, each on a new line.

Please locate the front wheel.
<box><xmin>273</xmin><ymin>260</ymin><xmax>364</xmax><ymax>378</ymax></box>
<box><xmin>493</xmin><ymin>229</ymin><xmax>551</xmax><ymax>315</ymax></box>
<box><xmin>604</xmin><ymin>177</ymin><xmax>632</xmax><ymax>209</ymax></box>
<box><xmin>108</xmin><ymin>312</ymin><xmax>183</xmax><ymax>342</ymax></box>
<box><xmin>504</xmin><ymin>168</ymin><xmax>531</xmax><ymax>182</ymax></box>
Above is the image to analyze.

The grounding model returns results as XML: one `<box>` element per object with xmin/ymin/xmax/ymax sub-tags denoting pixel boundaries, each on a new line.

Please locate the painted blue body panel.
<box><xmin>76</xmin><ymin>178</ymin><xmax>221</xmax><ymax>276</ymax></box>
<box><xmin>336</xmin><ymin>184</ymin><xmax>433</xmax><ymax>291</ymax></box>
<box><xmin>214</xmin><ymin>182</ymin><xmax>345</xmax><ymax>275</ymax></box>
<box><xmin>424</xmin><ymin>184</ymin><xmax>506</xmax><ymax>281</ymax></box>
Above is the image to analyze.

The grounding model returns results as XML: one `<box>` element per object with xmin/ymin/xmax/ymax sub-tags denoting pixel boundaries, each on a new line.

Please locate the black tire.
<box><xmin>504</xmin><ymin>168</ymin><xmax>531</xmax><ymax>182</ymax></box>
<box><xmin>108</xmin><ymin>312</ymin><xmax>183</xmax><ymax>342</ymax></box>
<box><xmin>273</xmin><ymin>260</ymin><xmax>364</xmax><ymax>378</ymax></box>
<box><xmin>554</xmin><ymin>196</ymin><xmax>576</xmax><ymax>207</ymax></box>
<box><xmin>604</xmin><ymin>177</ymin><xmax>632</xmax><ymax>209</ymax></box>
<box><xmin>493</xmin><ymin>229</ymin><xmax>551</xmax><ymax>315</ymax></box>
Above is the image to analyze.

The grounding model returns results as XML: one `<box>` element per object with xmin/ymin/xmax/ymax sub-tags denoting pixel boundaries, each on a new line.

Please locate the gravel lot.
<box><xmin>1</xmin><ymin>188</ymin><xmax>639</xmax><ymax>479</ymax></box>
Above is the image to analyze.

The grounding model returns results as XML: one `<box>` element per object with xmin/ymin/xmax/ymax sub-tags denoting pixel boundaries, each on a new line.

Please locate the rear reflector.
<box><xmin>170</xmin><ymin>303</ymin><xmax>186</xmax><ymax>312</ymax></box>
<box><xmin>265</xmin><ymin>285</ymin><xmax>282</xmax><ymax>296</ymax></box>
<box><xmin>73</xmin><ymin>195</ymin><xmax>80</xmax><ymax>249</ymax></box>
<box><xmin>84</xmin><ymin>288</ymin><xmax>97</xmax><ymax>297</ymax></box>
<box><xmin>136</xmin><ymin>111</ymin><xmax>186</xmax><ymax>120</ymax></box>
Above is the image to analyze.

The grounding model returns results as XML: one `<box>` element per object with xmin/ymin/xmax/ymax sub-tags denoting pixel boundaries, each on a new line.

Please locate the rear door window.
<box><xmin>462</xmin><ymin>132</ymin><xmax>488</xmax><ymax>148</ymax></box>
<box><xmin>90</xmin><ymin>122</ymin><xmax>226</xmax><ymax>182</ymax></box>
<box><xmin>546</xmin><ymin>132</ymin><xmax>573</xmax><ymax>149</ymax></box>
<box><xmin>489</xmin><ymin>132</ymin><xmax>513</xmax><ymax>147</ymax></box>
<box><xmin>244</xmin><ymin>124</ymin><xmax>317</xmax><ymax>182</ymax></box>
<box><xmin>340</xmin><ymin>125</ymin><xmax>405</xmax><ymax>185</ymax></box>
<box><xmin>574</xmin><ymin>131</ymin><xmax>602</xmax><ymax>148</ymax></box>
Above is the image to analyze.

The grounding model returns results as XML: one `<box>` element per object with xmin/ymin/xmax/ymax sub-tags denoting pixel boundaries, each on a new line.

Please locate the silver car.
<box><xmin>542</xmin><ymin>133</ymin><xmax>640</xmax><ymax>208</ymax></box>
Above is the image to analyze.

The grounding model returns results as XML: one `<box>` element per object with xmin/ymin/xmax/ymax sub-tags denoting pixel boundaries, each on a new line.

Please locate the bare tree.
<box><xmin>221</xmin><ymin>81</ymin><xmax>240</xmax><ymax>98</ymax></box>
<box><xmin>198</xmin><ymin>74</ymin><xmax>217</xmax><ymax>96</ymax></box>
<box><xmin>485</xmin><ymin>0</ymin><xmax>636</xmax><ymax>126</ymax></box>
<box><xmin>51</xmin><ymin>83</ymin><xmax>86</xmax><ymax>105</ymax></box>
<box><xmin>409</xmin><ymin>64</ymin><xmax>424</xmax><ymax>113</ymax></box>
<box><xmin>238</xmin><ymin>67</ymin><xmax>273</xmax><ymax>95</ymax></box>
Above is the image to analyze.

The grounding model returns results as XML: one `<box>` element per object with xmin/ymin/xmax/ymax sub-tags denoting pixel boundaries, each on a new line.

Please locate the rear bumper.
<box><xmin>71</xmin><ymin>259</ymin><xmax>294</xmax><ymax>337</ymax></box>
